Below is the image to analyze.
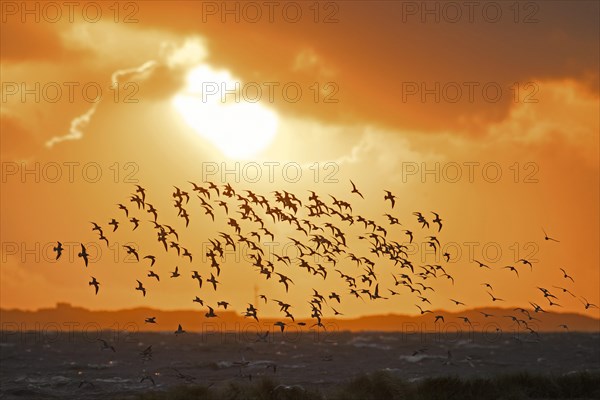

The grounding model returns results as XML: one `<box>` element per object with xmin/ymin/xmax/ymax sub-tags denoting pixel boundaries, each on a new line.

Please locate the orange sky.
<box><xmin>1</xmin><ymin>1</ymin><xmax>599</xmax><ymax>321</ymax></box>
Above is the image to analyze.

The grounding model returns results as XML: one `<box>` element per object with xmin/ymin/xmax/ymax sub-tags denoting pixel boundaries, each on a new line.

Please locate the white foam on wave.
<box><xmin>399</xmin><ymin>354</ymin><xmax>444</xmax><ymax>363</ymax></box>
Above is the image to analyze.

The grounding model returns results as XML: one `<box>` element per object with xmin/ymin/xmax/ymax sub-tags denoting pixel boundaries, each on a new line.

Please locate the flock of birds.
<box><xmin>49</xmin><ymin>179</ymin><xmax>599</xmax><ymax>387</ymax></box>
<box><xmin>52</xmin><ymin>180</ymin><xmax>598</xmax><ymax>336</ymax></box>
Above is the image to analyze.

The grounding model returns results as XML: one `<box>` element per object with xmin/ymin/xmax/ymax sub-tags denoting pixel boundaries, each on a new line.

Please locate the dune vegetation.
<box><xmin>130</xmin><ymin>371</ymin><xmax>600</xmax><ymax>400</ymax></box>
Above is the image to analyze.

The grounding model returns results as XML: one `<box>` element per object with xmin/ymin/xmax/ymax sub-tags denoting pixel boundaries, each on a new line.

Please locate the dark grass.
<box><xmin>129</xmin><ymin>371</ymin><xmax>600</xmax><ymax>400</ymax></box>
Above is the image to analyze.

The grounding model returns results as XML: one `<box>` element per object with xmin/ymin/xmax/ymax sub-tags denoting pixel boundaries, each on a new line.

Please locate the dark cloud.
<box><xmin>3</xmin><ymin>1</ymin><xmax>597</xmax><ymax>136</ymax></box>
<box><xmin>130</xmin><ymin>1</ymin><xmax>598</xmax><ymax>134</ymax></box>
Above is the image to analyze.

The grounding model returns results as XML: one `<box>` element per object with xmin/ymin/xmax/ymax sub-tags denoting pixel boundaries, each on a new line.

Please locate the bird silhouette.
<box><xmin>143</xmin><ymin>255</ymin><xmax>156</xmax><ymax>266</ymax></box>
<box><xmin>89</xmin><ymin>277</ymin><xmax>100</xmax><ymax>295</ymax></box>
<box><xmin>123</xmin><ymin>245</ymin><xmax>140</xmax><ymax>262</ymax></box>
<box><xmin>217</xmin><ymin>301</ymin><xmax>230</xmax><ymax>309</ymax></box>
<box><xmin>78</xmin><ymin>244</ymin><xmax>89</xmax><ymax>267</ymax></box>
<box><xmin>53</xmin><ymin>241</ymin><xmax>63</xmax><ymax>260</ymax></box>
<box><xmin>117</xmin><ymin>203</ymin><xmax>129</xmax><ymax>217</ymax></box>
<box><xmin>350</xmin><ymin>180</ymin><xmax>364</xmax><ymax>199</ymax></box>
<box><xmin>205</xmin><ymin>306</ymin><xmax>218</xmax><ymax>318</ymax></box>
<box><xmin>108</xmin><ymin>219</ymin><xmax>119</xmax><ymax>232</ymax></box>
<box><xmin>97</xmin><ymin>339</ymin><xmax>116</xmax><ymax>352</ymax></box>
<box><xmin>191</xmin><ymin>271</ymin><xmax>203</xmax><ymax>288</ymax></box>
<box><xmin>542</xmin><ymin>228</ymin><xmax>559</xmax><ymax>242</ymax></box>
<box><xmin>559</xmin><ymin>268</ymin><xmax>574</xmax><ymax>282</ymax></box>
<box><xmin>135</xmin><ymin>280</ymin><xmax>146</xmax><ymax>297</ymax></box>
<box><xmin>174</xmin><ymin>324</ymin><xmax>186</xmax><ymax>335</ymax></box>
<box><xmin>487</xmin><ymin>292</ymin><xmax>504</xmax><ymax>302</ymax></box>
<box><xmin>130</xmin><ymin>217</ymin><xmax>140</xmax><ymax>230</ymax></box>
<box><xmin>383</xmin><ymin>190</ymin><xmax>396</xmax><ymax>208</ymax></box>
<box><xmin>503</xmin><ymin>265</ymin><xmax>520</xmax><ymax>277</ymax></box>
<box><xmin>579</xmin><ymin>297</ymin><xmax>598</xmax><ymax>310</ymax></box>
<box><xmin>431</xmin><ymin>212</ymin><xmax>443</xmax><ymax>231</ymax></box>
<box><xmin>147</xmin><ymin>270</ymin><xmax>160</xmax><ymax>281</ymax></box>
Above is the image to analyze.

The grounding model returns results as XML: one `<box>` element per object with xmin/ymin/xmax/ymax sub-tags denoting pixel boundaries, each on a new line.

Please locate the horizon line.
<box><xmin>2</xmin><ymin>302</ymin><xmax>599</xmax><ymax>321</ymax></box>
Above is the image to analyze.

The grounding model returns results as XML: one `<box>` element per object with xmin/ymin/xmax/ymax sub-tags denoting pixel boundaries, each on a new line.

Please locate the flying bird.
<box><xmin>217</xmin><ymin>301</ymin><xmax>230</xmax><ymax>309</ymax></box>
<box><xmin>413</xmin><ymin>212</ymin><xmax>430</xmax><ymax>229</ymax></box>
<box><xmin>205</xmin><ymin>306</ymin><xmax>217</xmax><ymax>318</ymax></box>
<box><xmin>518</xmin><ymin>259</ymin><xmax>533</xmax><ymax>271</ymax></box>
<box><xmin>147</xmin><ymin>270</ymin><xmax>160</xmax><ymax>281</ymax></box>
<box><xmin>552</xmin><ymin>286</ymin><xmax>575</xmax><ymax>297</ymax></box>
<box><xmin>207</xmin><ymin>273</ymin><xmax>219</xmax><ymax>291</ymax></box>
<box><xmin>53</xmin><ymin>241</ymin><xmax>63</xmax><ymax>260</ymax></box>
<box><xmin>274</xmin><ymin>321</ymin><xmax>287</xmax><ymax>332</ymax></box>
<box><xmin>487</xmin><ymin>292</ymin><xmax>504</xmax><ymax>302</ymax></box>
<box><xmin>130</xmin><ymin>217</ymin><xmax>140</xmax><ymax>230</ymax></box>
<box><xmin>191</xmin><ymin>271</ymin><xmax>203</xmax><ymax>288</ymax></box>
<box><xmin>98</xmin><ymin>233</ymin><xmax>109</xmax><ymax>246</ymax></box>
<box><xmin>89</xmin><ymin>277</ymin><xmax>100</xmax><ymax>295</ymax></box>
<box><xmin>90</xmin><ymin>222</ymin><xmax>103</xmax><ymax>232</ymax></box>
<box><xmin>97</xmin><ymin>339</ymin><xmax>116</xmax><ymax>352</ymax></box>
<box><xmin>117</xmin><ymin>203</ymin><xmax>129</xmax><ymax>217</ymax></box>
<box><xmin>123</xmin><ymin>245</ymin><xmax>140</xmax><ymax>262</ymax></box>
<box><xmin>350</xmin><ymin>180</ymin><xmax>364</xmax><ymax>199</ymax></box>
<box><xmin>143</xmin><ymin>255</ymin><xmax>156</xmax><ymax>267</ymax></box>
<box><xmin>431</xmin><ymin>212</ymin><xmax>443</xmax><ymax>231</ymax></box>
<box><xmin>559</xmin><ymin>268</ymin><xmax>574</xmax><ymax>282</ymax></box>
<box><xmin>193</xmin><ymin>296</ymin><xmax>204</xmax><ymax>306</ymax></box>
<box><xmin>135</xmin><ymin>280</ymin><xmax>146</xmax><ymax>297</ymax></box>
<box><xmin>174</xmin><ymin>324</ymin><xmax>186</xmax><ymax>335</ymax></box>
<box><xmin>276</xmin><ymin>273</ymin><xmax>294</xmax><ymax>292</ymax></box>
<box><xmin>503</xmin><ymin>265</ymin><xmax>519</xmax><ymax>277</ymax></box>
<box><xmin>78</xmin><ymin>244</ymin><xmax>89</xmax><ymax>267</ymax></box>
<box><xmin>579</xmin><ymin>297</ymin><xmax>598</xmax><ymax>310</ymax></box>
<box><xmin>134</xmin><ymin>184</ymin><xmax>146</xmax><ymax>202</ymax></box>
<box><xmin>416</xmin><ymin>305</ymin><xmax>432</xmax><ymax>315</ymax></box>
<box><xmin>108</xmin><ymin>219</ymin><xmax>119</xmax><ymax>232</ymax></box>
<box><xmin>383</xmin><ymin>190</ymin><xmax>396</xmax><ymax>208</ymax></box>
<box><xmin>542</xmin><ymin>228</ymin><xmax>559</xmax><ymax>242</ymax></box>
<box><xmin>449</xmin><ymin>299</ymin><xmax>466</xmax><ymax>306</ymax></box>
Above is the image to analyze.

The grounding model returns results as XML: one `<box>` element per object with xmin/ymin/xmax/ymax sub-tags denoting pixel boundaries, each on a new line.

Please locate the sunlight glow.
<box><xmin>172</xmin><ymin>65</ymin><xmax>279</xmax><ymax>159</ymax></box>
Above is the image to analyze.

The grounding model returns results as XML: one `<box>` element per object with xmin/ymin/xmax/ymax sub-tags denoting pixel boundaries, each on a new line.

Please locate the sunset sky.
<box><xmin>1</xmin><ymin>1</ymin><xmax>599</xmax><ymax>321</ymax></box>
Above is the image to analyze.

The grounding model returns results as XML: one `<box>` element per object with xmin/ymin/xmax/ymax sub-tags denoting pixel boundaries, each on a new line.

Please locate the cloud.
<box><xmin>292</xmin><ymin>48</ymin><xmax>336</xmax><ymax>79</ymax></box>
<box><xmin>45</xmin><ymin>60</ymin><xmax>158</xmax><ymax>148</ymax></box>
<box><xmin>266</xmin><ymin>78</ymin><xmax>599</xmax><ymax>182</ymax></box>
<box><xmin>45</xmin><ymin>35</ymin><xmax>209</xmax><ymax>148</ymax></box>
<box><xmin>44</xmin><ymin>103</ymin><xmax>97</xmax><ymax>148</ymax></box>
<box><xmin>161</xmin><ymin>37</ymin><xmax>208</xmax><ymax>69</ymax></box>
<box><xmin>484</xmin><ymin>80</ymin><xmax>599</xmax><ymax>166</ymax></box>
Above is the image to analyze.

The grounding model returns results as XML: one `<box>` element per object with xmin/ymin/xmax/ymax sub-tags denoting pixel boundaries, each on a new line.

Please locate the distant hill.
<box><xmin>1</xmin><ymin>303</ymin><xmax>598</xmax><ymax>333</ymax></box>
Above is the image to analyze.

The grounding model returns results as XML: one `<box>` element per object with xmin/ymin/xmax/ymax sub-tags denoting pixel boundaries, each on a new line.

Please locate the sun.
<box><xmin>172</xmin><ymin>65</ymin><xmax>279</xmax><ymax>159</ymax></box>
